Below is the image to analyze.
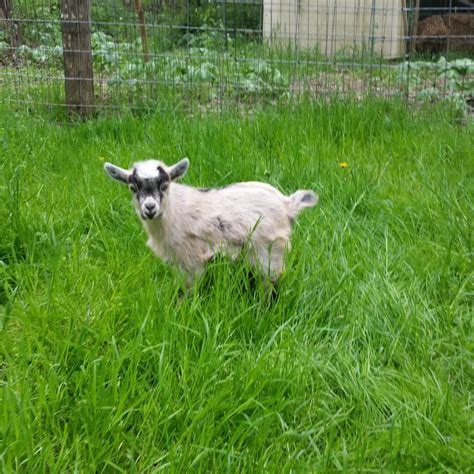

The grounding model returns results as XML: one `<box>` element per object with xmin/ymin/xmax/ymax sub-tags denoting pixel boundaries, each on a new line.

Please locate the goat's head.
<box><xmin>104</xmin><ymin>158</ymin><xmax>189</xmax><ymax>220</ymax></box>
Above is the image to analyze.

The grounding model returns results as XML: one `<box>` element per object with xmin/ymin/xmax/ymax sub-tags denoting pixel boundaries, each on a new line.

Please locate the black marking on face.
<box><xmin>301</xmin><ymin>192</ymin><xmax>314</xmax><ymax>203</ymax></box>
<box><xmin>157</xmin><ymin>166</ymin><xmax>168</xmax><ymax>180</ymax></box>
<box><xmin>127</xmin><ymin>168</ymin><xmax>171</xmax><ymax>220</ymax></box>
<box><xmin>128</xmin><ymin>168</ymin><xmax>170</xmax><ymax>198</ymax></box>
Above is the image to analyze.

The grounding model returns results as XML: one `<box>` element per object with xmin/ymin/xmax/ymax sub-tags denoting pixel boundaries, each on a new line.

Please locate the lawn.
<box><xmin>0</xmin><ymin>100</ymin><xmax>473</xmax><ymax>471</ymax></box>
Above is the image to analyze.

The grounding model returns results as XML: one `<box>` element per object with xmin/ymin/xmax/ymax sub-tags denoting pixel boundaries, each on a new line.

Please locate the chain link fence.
<box><xmin>0</xmin><ymin>1</ymin><xmax>473</xmax><ymax>116</ymax></box>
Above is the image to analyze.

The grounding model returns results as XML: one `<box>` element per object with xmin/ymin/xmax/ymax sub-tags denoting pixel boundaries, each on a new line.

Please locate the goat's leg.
<box><xmin>174</xmin><ymin>269</ymin><xmax>202</xmax><ymax>303</ymax></box>
<box><xmin>261</xmin><ymin>239</ymin><xmax>288</xmax><ymax>281</ymax></box>
<box><xmin>185</xmin><ymin>264</ymin><xmax>207</xmax><ymax>290</ymax></box>
<box><xmin>250</xmin><ymin>238</ymin><xmax>288</xmax><ymax>297</ymax></box>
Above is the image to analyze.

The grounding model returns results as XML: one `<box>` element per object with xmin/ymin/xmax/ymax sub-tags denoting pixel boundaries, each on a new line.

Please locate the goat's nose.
<box><xmin>145</xmin><ymin>202</ymin><xmax>155</xmax><ymax>211</ymax></box>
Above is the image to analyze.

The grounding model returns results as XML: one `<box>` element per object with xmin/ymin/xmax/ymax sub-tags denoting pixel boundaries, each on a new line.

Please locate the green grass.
<box><xmin>0</xmin><ymin>99</ymin><xmax>473</xmax><ymax>472</ymax></box>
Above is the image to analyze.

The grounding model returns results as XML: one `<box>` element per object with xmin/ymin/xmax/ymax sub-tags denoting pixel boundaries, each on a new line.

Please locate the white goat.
<box><xmin>104</xmin><ymin>158</ymin><xmax>318</xmax><ymax>286</ymax></box>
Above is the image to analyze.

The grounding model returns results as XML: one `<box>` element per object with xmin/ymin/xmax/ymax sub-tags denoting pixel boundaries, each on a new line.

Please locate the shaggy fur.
<box><xmin>105</xmin><ymin>158</ymin><xmax>318</xmax><ymax>286</ymax></box>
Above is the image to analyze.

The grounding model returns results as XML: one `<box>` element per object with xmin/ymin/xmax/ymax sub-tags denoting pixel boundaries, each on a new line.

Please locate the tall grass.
<box><xmin>0</xmin><ymin>100</ymin><xmax>473</xmax><ymax>472</ymax></box>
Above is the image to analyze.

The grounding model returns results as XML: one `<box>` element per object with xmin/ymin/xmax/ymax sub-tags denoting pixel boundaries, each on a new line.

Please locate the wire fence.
<box><xmin>0</xmin><ymin>1</ymin><xmax>473</xmax><ymax>116</ymax></box>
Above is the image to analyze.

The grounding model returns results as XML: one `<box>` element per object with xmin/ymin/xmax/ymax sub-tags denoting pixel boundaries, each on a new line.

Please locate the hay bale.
<box><xmin>417</xmin><ymin>13</ymin><xmax>474</xmax><ymax>54</ymax></box>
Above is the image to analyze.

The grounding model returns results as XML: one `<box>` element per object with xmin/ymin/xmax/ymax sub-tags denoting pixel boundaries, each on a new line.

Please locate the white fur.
<box><xmin>105</xmin><ymin>159</ymin><xmax>318</xmax><ymax>286</ymax></box>
<box><xmin>134</xmin><ymin>160</ymin><xmax>165</xmax><ymax>179</ymax></box>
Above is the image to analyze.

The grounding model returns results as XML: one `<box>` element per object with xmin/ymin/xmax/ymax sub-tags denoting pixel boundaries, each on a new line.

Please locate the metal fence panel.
<box><xmin>0</xmin><ymin>0</ymin><xmax>473</xmax><ymax>115</ymax></box>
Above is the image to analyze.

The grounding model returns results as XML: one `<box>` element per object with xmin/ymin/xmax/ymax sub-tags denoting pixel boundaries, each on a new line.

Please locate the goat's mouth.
<box><xmin>142</xmin><ymin>211</ymin><xmax>161</xmax><ymax>220</ymax></box>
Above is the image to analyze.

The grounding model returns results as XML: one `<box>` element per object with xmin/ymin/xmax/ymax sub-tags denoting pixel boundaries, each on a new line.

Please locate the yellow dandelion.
<box><xmin>339</xmin><ymin>162</ymin><xmax>349</xmax><ymax>169</ymax></box>
<box><xmin>98</xmin><ymin>156</ymin><xmax>106</xmax><ymax>162</ymax></box>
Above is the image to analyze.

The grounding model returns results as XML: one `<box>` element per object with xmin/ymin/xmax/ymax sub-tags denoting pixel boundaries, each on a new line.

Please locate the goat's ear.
<box><xmin>104</xmin><ymin>163</ymin><xmax>130</xmax><ymax>184</ymax></box>
<box><xmin>169</xmin><ymin>158</ymin><xmax>189</xmax><ymax>181</ymax></box>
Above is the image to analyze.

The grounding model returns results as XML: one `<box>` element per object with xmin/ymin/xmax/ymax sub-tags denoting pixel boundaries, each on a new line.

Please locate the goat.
<box><xmin>104</xmin><ymin>158</ymin><xmax>318</xmax><ymax>287</ymax></box>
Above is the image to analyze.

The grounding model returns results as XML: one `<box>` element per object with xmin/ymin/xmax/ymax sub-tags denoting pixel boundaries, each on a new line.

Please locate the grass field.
<box><xmin>0</xmin><ymin>100</ymin><xmax>473</xmax><ymax>472</ymax></box>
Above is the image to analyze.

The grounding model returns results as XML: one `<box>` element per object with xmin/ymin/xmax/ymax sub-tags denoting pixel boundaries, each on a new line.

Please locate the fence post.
<box><xmin>409</xmin><ymin>0</ymin><xmax>421</xmax><ymax>56</ymax></box>
<box><xmin>134</xmin><ymin>0</ymin><xmax>150</xmax><ymax>62</ymax></box>
<box><xmin>0</xmin><ymin>0</ymin><xmax>22</xmax><ymax>48</ymax></box>
<box><xmin>60</xmin><ymin>0</ymin><xmax>95</xmax><ymax>116</ymax></box>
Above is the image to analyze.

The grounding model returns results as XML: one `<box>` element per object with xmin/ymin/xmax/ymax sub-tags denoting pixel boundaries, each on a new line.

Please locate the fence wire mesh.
<box><xmin>0</xmin><ymin>1</ymin><xmax>473</xmax><ymax>115</ymax></box>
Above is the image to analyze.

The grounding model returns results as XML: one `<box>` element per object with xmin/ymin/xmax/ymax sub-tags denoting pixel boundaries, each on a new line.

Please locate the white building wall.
<box><xmin>263</xmin><ymin>0</ymin><xmax>406</xmax><ymax>59</ymax></box>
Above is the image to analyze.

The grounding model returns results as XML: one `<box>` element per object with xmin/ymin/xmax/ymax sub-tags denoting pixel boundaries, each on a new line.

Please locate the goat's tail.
<box><xmin>288</xmin><ymin>190</ymin><xmax>319</xmax><ymax>221</ymax></box>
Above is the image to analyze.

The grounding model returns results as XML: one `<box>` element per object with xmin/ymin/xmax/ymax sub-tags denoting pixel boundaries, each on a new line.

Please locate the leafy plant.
<box><xmin>92</xmin><ymin>31</ymin><xmax>124</xmax><ymax>71</ymax></box>
<box><xmin>238</xmin><ymin>59</ymin><xmax>287</xmax><ymax>95</ymax></box>
<box><xmin>0</xmin><ymin>30</ymin><xmax>8</xmax><ymax>60</ymax></box>
<box><xmin>20</xmin><ymin>5</ymin><xmax>62</xmax><ymax>47</ymax></box>
<box><xmin>396</xmin><ymin>56</ymin><xmax>474</xmax><ymax>115</ymax></box>
<box><xmin>16</xmin><ymin>43</ymin><xmax>63</xmax><ymax>65</ymax></box>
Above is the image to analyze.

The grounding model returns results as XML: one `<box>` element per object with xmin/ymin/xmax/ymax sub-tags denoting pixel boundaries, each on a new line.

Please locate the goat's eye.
<box><xmin>161</xmin><ymin>183</ymin><xmax>169</xmax><ymax>192</ymax></box>
<box><xmin>129</xmin><ymin>184</ymin><xmax>137</xmax><ymax>193</ymax></box>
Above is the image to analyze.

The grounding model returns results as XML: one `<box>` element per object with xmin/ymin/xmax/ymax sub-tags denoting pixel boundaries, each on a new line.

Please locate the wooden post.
<box><xmin>401</xmin><ymin>0</ymin><xmax>408</xmax><ymax>52</ymax></box>
<box><xmin>409</xmin><ymin>0</ymin><xmax>421</xmax><ymax>56</ymax></box>
<box><xmin>134</xmin><ymin>0</ymin><xmax>150</xmax><ymax>63</ymax></box>
<box><xmin>0</xmin><ymin>0</ymin><xmax>22</xmax><ymax>48</ymax></box>
<box><xmin>60</xmin><ymin>0</ymin><xmax>95</xmax><ymax>116</ymax></box>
